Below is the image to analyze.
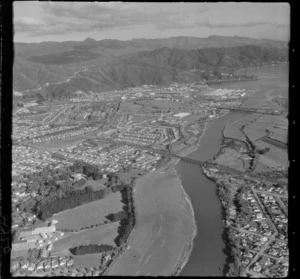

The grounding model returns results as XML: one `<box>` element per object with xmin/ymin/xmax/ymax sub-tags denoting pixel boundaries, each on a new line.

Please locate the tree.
<box><xmin>213</xmin><ymin>68</ymin><xmax>222</xmax><ymax>79</ymax></box>
<box><xmin>201</xmin><ymin>70</ymin><xmax>210</xmax><ymax>80</ymax></box>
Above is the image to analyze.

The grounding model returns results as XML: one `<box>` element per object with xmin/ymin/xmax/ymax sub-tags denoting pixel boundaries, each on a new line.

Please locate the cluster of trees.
<box><xmin>256</xmin><ymin>147</ymin><xmax>271</xmax><ymax>155</ymax></box>
<box><xmin>71</xmin><ymin>160</ymin><xmax>103</xmax><ymax>180</ymax></box>
<box><xmin>60</xmin><ymin>221</ymin><xmax>105</xmax><ymax>233</ymax></box>
<box><xmin>110</xmin><ymin>184</ymin><xmax>126</xmax><ymax>193</ymax></box>
<box><xmin>17</xmin><ymin>160</ymin><xmax>108</xmax><ymax>215</ymax></box>
<box><xmin>37</xmin><ymin>186</ymin><xmax>109</xmax><ymax>220</ymax></box>
<box><xmin>224</xmin><ymin>227</ymin><xmax>241</xmax><ymax>276</ymax></box>
<box><xmin>235</xmin><ymin>186</ymin><xmax>253</xmax><ymax>225</ymax></box>
<box><xmin>217</xmin><ymin>185</ymin><xmax>233</xmax><ymax>207</ymax></box>
<box><xmin>105</xmin><ymin>211</ymin><xmax>129</xmax><ymax>222</ymax></box>
<box><xmin>69</xmin><ymin>244</ymin><xmax>114</xmax><ymax>255</ymax></box>
<box><xmin>26</xmin><ymin>248</ymin><xmax>40</xmax><ymax>262</ymax></box>
<box><xmin>200</xmin><ymin>68</ymin><xmax>222</xmax><ymax>81</ymax></box>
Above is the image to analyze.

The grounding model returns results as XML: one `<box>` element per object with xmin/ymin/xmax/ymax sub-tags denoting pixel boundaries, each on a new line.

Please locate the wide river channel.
<box><xmin>176</xmin><ymin>64</ymin><xmax>288</xmax><ymax>276</ymax></box>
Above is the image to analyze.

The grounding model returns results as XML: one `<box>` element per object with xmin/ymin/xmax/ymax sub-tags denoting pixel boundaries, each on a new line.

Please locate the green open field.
<box><xmin>223</xmin><ymin>124</ymin><xmax>245</xmax><ymax>140</ymax></box>
<box><xmin>267</xmin><ymin>127</ymin><xmax>287</xmax><ymax>144</ymax></box>
<box><xmin>135</xmin><ymin>99</ymin><xmax>183</xmax><ymax>110</ymax></box>
<box><xmin>119</xmin><ymin>102</ymin><xmax>142</xmax><ymax>112</ymax></box>
<box><xmin>54</xmin><ymin>192</ymin><xmax>123</xmax><ymax>231</ymax></box>
<box><xmin>215</xmin><ymin>147</ymin><xmax>249</xmax><ymax>171</ymax></box>
<box><xmin>255</xmin><ymin>140</ymin><xmax>288</xmax><ymax>169</ymax></box>
<box><xmin>73</xmin><ymin>253</ymin><xmax>103</xmax><ymax>269</ymax></box>
<box><xmin>243</xmin><ymin>115</ymin><xmax>287</xmax><ymax>143</ymax></box>
<box><xmin>243</xmin><ymin>127</ymin><xmax>267</xmax><ymax>142</ymax></box>
<box><xmin>52</xmin><ymin>222</ymin><xmax>119</xmax><ymax>255</ymax></box>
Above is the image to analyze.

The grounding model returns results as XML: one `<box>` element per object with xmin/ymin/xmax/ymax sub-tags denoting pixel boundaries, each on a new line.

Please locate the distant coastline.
<box><xmin>205</xmin><ymin>77</ymin><xmax>258</xmax><ymax>85</ymax></box>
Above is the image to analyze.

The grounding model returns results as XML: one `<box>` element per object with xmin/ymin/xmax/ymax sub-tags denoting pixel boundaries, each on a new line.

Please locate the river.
<box><xmin>176</xmin><ymin>63</ymin><xmax>288</xmax><ymax>276</ymax></box>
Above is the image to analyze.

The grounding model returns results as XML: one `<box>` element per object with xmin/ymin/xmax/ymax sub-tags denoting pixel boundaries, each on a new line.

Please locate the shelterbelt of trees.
<box><xmin>69</xmin><ymin>184</ymin><xmax>136</xmax><ymax>255</ymax></box>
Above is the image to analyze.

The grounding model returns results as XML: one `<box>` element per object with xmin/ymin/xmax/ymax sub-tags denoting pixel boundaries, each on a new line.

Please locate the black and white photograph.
<box><xmin>7</xmin><ymin>2</ymin><xmax>290</xmax><ymax>277</ymax></box>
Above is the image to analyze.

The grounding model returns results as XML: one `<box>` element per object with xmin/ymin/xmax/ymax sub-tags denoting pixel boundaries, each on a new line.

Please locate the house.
<box><xmin>51</xmin><ymin>260</ymin><xmax>58</xmax><ymax>268</ymax></box>
<box><xmin>28</xmin><ymin>263</ymin><xmax>36</xmax><ymax>271</ymax></box>
<box><xmin>59</xmin><ymin>259</ymin><xmax>66</xmax><ymax>266</ymax></box>
<box><xmin>66</xmin><ymin>259</ymin><xmax>74</xmax><ymax>266</ymax></box>
<box><xmin>21</xmin><ymin>260</ymin><xmax>29</xmax><ymax>269</ymax></box>
<box><xmin>44</xmin><ymin>261</ymin><xmax>51</xmax><ymax>270</ymax></box>
<box><xmin>92</xmin><ymin>270</ymin><xmax>100</xmax><ymax>276</ymax></box>
<box><xmin>11</xmin><ymin>261</ymin><xmax>19</xmax><ymax>271</ymax></box>
<box><xmin>36</xmin><ymin>262</ymin><xmax>44</xmax><ymax>270</ymax></box>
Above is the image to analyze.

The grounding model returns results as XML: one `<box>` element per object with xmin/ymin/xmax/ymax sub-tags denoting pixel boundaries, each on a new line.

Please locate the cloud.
<box><xmin>15</xmin><ymin>17</ymin><xmax>42</xmax><ymax>25</ymax></box>
<box><xmin>14</xmin><ymin>2</ymin><xmax>201</xmax><ymax>37</ymax></box>
<box><xmin>197</xmin><ymin>20</ymin><xmax>289</xmax><ymax>29</ymax></box>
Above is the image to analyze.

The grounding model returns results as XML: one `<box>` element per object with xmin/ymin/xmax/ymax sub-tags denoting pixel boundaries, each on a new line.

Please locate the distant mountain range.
<box><xmin>13</xmin><ymin>36</ymin><xmax>288</xmax><ymax>100</ymax></box>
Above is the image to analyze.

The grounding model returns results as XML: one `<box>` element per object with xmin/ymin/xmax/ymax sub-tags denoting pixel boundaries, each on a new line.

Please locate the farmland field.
<box><xmin>267</xmin><ymin>127</ymin><xmax>287</xmax><ymax>144</ymax></box>
<box><xmin>215</xmin><ymin>148</ymin><xmax>248</xmax><ymax>171</ymax></box>
<box><xmin>54</xmin><ymin>191</ymin><xmax>123</xmax><ymax>231</ymax></box>
<box><xmin>73</xmin><ymin>253</ymin><xmax>103</xmax><ymax>269</ymax></box>
<box><xmin>223</xmin><ymin>124</ymin><xmax>244</xmax><ymax>140</ymax></box>
<box><xmin>119</xmin><ymin>102</ymin><xmax>142</xmax><ymax>112</ymax></box>
<box><xmin>255</xmin><ymin>140</ymin><xmax>288</xmax><ymax>169</ymax></box>
<box><xmin>135</xmin><ymin>100</ymin><xmax>183</xmax><ymax>109</ymax></box>
<box><xmin>52</xmin><ymin>222</ymin><xmax>119</xmax><ymax>255</ymax></box>
<box><xmin>261</xmin><ymin>137</ymin><xmax>287</xmax><ymax>150</ymax></box>
<box><xmin>243</xmin><ymin>127</ymin><xmax>267</xmax><ymax>142</ymax></box>
<box><xmin>243</xmin><ymin>114</ymin><xmax>287</xmax><ymax>143</ymax></box>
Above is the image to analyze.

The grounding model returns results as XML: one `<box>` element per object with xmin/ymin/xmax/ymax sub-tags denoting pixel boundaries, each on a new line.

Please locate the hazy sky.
<box><xmin>14</xmin><ymin>2</ymin><xmax>290</xmax><ymax>43</ymax></box>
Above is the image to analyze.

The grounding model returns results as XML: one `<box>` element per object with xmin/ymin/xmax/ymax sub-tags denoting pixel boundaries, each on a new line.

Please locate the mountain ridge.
<box><xmin>13</xmin><ymin>36</ymin><xmax>288</xmax><ymax>100</ymax></box>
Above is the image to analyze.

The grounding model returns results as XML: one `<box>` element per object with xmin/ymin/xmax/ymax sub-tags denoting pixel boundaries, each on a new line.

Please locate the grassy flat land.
<box><xmin>267</xmin><ymin>127</ymin><xmax>287</xmax><ymax>144</ymax></box>
<box><xmin>255</xmin><ymin>140</ymin><xmax>288</xmax><ymax>169</ymax></box>
<box><xmin>53</xmin><ymin>222</ymin><xmax>119</xmax><ymax>255</ymax></box>
<box><xmin>243</xmin><ymin>126</ymin><xmax>267</xmax><ymax>142</ymax></box>
<box><xmin>119</xmin><ymin>102</ymin><xmax>142</xmax><ymax>112</ymax></box>
<box><xmin>135</xmin><ymin>99</ymin><xmax>183</xmax><ymax>110</ymax></box>
<box><xmin>108</xmin><ymin>170</ymin><xmax>195</xmax><ymax>276</ymax></box>
<box><xmin>54</xmin><ymin>192</ymin><xmax>123</xmax><ymax>231</ymax></box>
<box><xmin>215</xmin><ymin>148</ymin><xmax>248</xmax><ymax>171</ymax></box>
<box><xmin>243</xmin><ymin>114</ymin><xmax>287</xmax><ymax>143</ymax></box>
<box><xmin>73</xmin><ymin>253</ymin><xmax>103</xmax><ymax>269</ymax></box>
<box><xmin>223</xmin><ymin>124</ymin><xmax>244</xmax><ymax>140</ymax></box>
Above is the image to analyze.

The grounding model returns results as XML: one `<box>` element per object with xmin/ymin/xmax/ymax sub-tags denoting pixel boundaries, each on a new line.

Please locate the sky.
<box><xmin>14</xmin><ymin>2</ymin><xmax>290</xmax><ymax>43</ymax></box>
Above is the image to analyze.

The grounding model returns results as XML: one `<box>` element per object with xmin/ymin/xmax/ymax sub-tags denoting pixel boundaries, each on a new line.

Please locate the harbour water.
<box><xmin>177</xmin><ymin>63</ymin><xmax>288</xmax><ymax>276</ymax></box>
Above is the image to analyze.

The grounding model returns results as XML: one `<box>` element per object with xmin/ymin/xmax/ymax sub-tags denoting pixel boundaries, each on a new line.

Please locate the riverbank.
<box><xmin>201</xmin><ymin>169</ymin><xmax>239</xmax><ymax>276</ymax></box>
<box><xmin>169</xmin><ymin>171</ymin><xmax>198</xmax><ymax>276</ymax></box>
<box><xmin>168</xmin><ymin>116</ymin><xmax>226</xmax><ymax>276</ymax></box>
<box><xmin>106</xmin><ymin>166</ymin><xmax>196</xmax><ymax>276</ymax></box>
<box><xmin>206</xmin><ymin>77</ymin><xmax>257</xmax><ymax>85</ymax></box>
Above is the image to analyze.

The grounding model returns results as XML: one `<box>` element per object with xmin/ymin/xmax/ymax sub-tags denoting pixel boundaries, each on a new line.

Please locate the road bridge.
<box><xmin>169</xmin><ymin>151</ymin><xmax>255</xmax><ymax>176</ymax></box>
<box><xmin>215</xmin><ymin>106</ymin><xmax>285</xmax><ymax>116</ymax></box>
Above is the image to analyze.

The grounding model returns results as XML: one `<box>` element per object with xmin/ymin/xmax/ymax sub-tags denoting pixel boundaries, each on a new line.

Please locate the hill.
<box><xmin>13</xmin><ymin>36</ymin><xmax>288</xmax><ymax>100</ymax></box>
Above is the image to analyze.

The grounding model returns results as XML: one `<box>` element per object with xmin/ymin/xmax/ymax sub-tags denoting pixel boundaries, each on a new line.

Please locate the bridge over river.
<box><xmin>215</xmin><ymin>106</ymin><xmax>287</xmax><ymax>116</ymax></box>
<box><xmin>169</xmin><ymin>151</ymin><xmax>265</xmax><ymax>178</ymax></box>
